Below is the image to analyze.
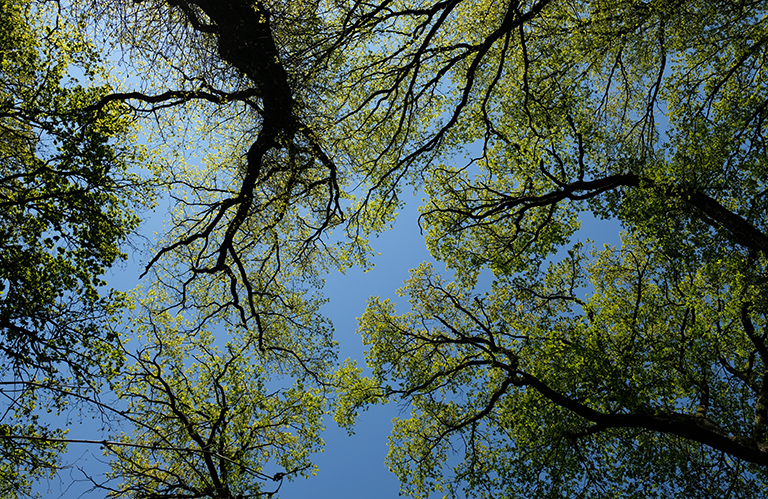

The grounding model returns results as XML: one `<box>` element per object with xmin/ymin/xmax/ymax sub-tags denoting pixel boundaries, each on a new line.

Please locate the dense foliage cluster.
<box><xmin>0</xmin><ymin>0</ymin><xmax>149</xmax><ymax>492</ymax></box>
<box><xmin>1</xmin><ymin>0</ymin><xmax>767</xmax><ymax>498</ymax></box>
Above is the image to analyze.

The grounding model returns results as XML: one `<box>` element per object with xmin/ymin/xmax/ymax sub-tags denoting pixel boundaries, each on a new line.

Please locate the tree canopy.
<box><xmin>0</xmin><ymin>0</ymin><xmax>151</xmax><ymax>492</ymax></box>
<box><xmin>1</xmin><ymin>0</ymin><xmax>768</xmax><ymax>498</ymax></box>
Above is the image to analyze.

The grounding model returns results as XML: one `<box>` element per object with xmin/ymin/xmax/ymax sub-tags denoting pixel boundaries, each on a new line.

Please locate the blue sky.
<box><xmin>287</xmin><ymin>192</ymin><xmax>436</xmax><ymax>499</ymax></box>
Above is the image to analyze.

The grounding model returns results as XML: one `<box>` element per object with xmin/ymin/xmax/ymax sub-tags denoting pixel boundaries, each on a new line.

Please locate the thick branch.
<box><xmin>518</xmin><ymin>371</ymin><xmax>768</xmax><ymax>466</ymax></box>
<box><xmin>685</xmin><ymin>189</ymin><xmax>768</xmax><ymax>256</ymax></box>
<box><xmin>446</xmin><ymin>171</ymin><xmax>768</xmax><ymax>256</ymax></box>
<box><xmin>83</xmin><ymin>88</ymin><xmax>260</xmax><ymax>113</ymax></box>
<box><xmin>186</xmin><ymin>0</ymin><xmax>295</xmax><ymax>130</ymax></box>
